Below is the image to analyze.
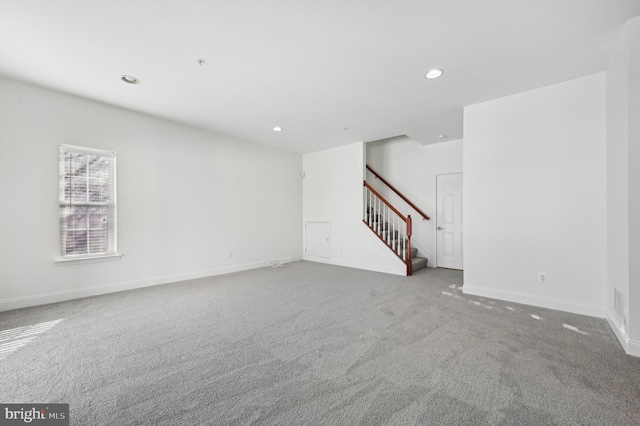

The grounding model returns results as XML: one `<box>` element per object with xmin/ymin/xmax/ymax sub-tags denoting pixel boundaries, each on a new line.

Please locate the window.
<box><xmin>59</xmin><ymin>145</ymin><xmax>117</xmax><ymax>259</ymax></box>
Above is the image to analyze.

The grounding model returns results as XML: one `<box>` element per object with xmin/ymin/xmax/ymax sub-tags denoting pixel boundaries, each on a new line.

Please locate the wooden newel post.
<box><xmin>406</xmin><ymin>215</ymin><xmax>412</xmax><ymax>276</ymax></box>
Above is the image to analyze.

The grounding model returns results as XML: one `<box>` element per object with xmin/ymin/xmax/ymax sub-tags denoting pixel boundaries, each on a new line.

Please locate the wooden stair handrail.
<box><xmin>363</xmin><ymin>181</ymin><xmax>414</xmax><ymax>275</ymax></box>
<box><xmin>363</xmin><ymin>181</ymin><xmax>406</xmax><ymax>221</ymax></box>
<box><xmin>366</xmin><ymin>165</ymin><xmax>430</xmax><ymax>220</ymax></box>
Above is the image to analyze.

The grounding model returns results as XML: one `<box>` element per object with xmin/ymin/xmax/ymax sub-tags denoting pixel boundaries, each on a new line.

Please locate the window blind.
<box><xmin>59</xmin><ymin>145</ymin><xmax>117</xmax><ymax>258</ymax></box>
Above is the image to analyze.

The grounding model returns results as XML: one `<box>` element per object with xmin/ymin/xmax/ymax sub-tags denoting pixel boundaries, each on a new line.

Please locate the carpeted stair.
<box><xmin>410</xmin><ymin>247</ymin><xmax>428</xmax><ymax>273</ymax></box>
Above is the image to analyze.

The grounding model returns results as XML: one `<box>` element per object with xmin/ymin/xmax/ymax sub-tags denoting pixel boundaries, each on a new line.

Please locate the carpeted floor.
<box><xmin>1</xmin><ymin>261</ymin><xmax>639</xmax><ymax>425</ymax></box>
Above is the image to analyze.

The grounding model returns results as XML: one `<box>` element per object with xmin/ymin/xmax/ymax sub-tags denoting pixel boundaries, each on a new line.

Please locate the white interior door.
<box><xmin>305</xmin><ymin>221</ymin><xmax>330</xmax><ymax>258</ymax></box>
<box><xmin>436</xmin><ymin>173</ymin><xmax>463</xmax><ymax>270</ymax></box>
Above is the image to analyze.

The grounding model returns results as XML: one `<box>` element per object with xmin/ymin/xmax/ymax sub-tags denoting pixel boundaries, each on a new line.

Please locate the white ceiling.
<box><xmin>1</xmin><ymin>1</ymin><xmax>639</xmax><ymax>154</ymax></box>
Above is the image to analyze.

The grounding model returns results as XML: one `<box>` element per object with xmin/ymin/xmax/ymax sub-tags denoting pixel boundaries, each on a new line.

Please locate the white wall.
<box><xmin>366</xmin><ymin>137</ymin><xmax>463</xmax><ymax>265</ymax></box>
<box><xmin>463</xmin><ymin>73</ymin><xmax>607</xmax><ymax>317</ymax></box>
<box><xmin>0</xmin><ymin>77</ymin><xmax>302</xmax><ymax>311</ymax></box>
<box><xmin>606</xmin><ymin>16</ymin><xmax>640</xmax><ymax>356</ymax></box>
<box><xmin>302</xmin><ymin>142</ymin><xmax>405</xmax><ymax>275</ymax></box>
<box><xmin>606</xmin><ymin>20</ymin><xmax>631</xmax><ymax>345</ymax></box>
<box><xmin>629</xmin><ymin>17</ymin><xmax>640</xmax><ymax>354</ymax></box>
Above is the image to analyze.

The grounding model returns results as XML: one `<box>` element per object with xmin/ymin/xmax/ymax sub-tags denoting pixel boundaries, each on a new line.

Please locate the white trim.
<box><xmin>606</xmin><ymin>309</ymin><xmax>640</xmax><ymax>357</ymax></box>
<box><xmin>463</xmin><ymin>284</ymin><xmax>605</xmax><ymax>318</ymax></box>
<box><xmin>303</xmin><ymin>255</ymin><xmax>405</xmax><ymax>276</ymax></box>
<box><xmin>433</xmin><ymin>168</ymin><xmax>463</xmax><ymax>177</ymax></box>
<box><xmin>59</xmin><ymin>143</ymin><xmax>116</xmax><ymax>156</ymax></box>
<box><xmin>606</xmin><ymin>309</ymin><xmax>629</xmax><ymax>352</ymax></box>
<box><xmin>0</xmin><ymin>260</ymin><xmax>296</xmax><ymax>312</ymax></box>
<box><xmin>54</xmin><ymin>253</ymin><xmax>124</xmax><ymax>264</ymax></box>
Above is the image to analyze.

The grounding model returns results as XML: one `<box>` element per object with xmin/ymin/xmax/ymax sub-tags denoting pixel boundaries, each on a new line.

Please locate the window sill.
<box><xmin>54</xmin><ymin>253</ymin><xmax>124</xmax><ymax>265</ymax></box>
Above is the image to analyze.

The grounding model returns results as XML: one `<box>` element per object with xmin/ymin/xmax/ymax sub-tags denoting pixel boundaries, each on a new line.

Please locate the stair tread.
<box><xmin>410</xmin><ymin>256</ymin><xmax>428</xmax><ymax>273</ymax></box>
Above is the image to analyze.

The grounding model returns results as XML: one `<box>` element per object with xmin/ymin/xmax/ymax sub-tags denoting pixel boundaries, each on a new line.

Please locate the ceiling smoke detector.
<box><xmin>120</xmin><ymin>75</ymin><xmax>140</xmax><ymax>85</ymax></box>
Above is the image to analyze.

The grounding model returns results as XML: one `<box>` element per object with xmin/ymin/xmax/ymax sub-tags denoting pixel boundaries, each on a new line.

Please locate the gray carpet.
<box><xmin>1</xmin><ymin>261</ymin><xmax>639</xmax><ymax>425</ymax></box>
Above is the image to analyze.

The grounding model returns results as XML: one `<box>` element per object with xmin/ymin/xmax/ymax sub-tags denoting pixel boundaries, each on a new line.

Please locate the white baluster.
<box><xmin>378</xmin><ymin>198</ymin><xmax>382</xmax><ymax>236</ymax></box>
<box><xmin>394</xmin><ymin>214</ymin><xmax>398</xmax><ymax>250</ymax></box>
<box><xmin>393</xmin><ymin>215</ymin><xmax>397</xmax><ymax>251</ymax></box>
<box><xmin>396</xmin><ymin>218</ymin><xmax>399</xmax><ymax>254</ymax></box>
<box><xmin>371</xmin><ymin>192</ymin><xmax>375</xmax><ymax>229</ymax></box>
<box><xmin>402</xmin><ymin>225</ymin><xmax>406</xmax><ymax>260</ymax></box>
<box><xmin>384</xmin><ymin>205</ymin><xmax>388</xmax><ymax>243</ymax></box>
<box><xmin>397</xmin><ymin>219</ymin><xmax>401</xmax><ymax>256</ymax></box>
<box><xmin>389</xmin><ymin>208</ymin><xmax>392</xmax><ymax>244</ymax></box>
<box><xmin>369</xmin><ymin>189</ymin><xmax>372</xmax><ymax>225</ymax></box>
<box><xmin>367</xmin><ymin>189</ymin><xmax>371</xmax><ymax>226</ymax></box>
<box><xmin>376</xmin><ymin>197</ymin><xmax>379</xmax><ymax>234</ymax></box>
<box><xmin>382</xmin><ymin>203</ymin><xmax>385</xmax><ymax>242</ymax></box>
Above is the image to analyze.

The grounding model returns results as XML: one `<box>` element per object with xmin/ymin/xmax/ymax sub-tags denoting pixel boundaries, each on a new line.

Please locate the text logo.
<box><xmin>0</xmin><ymin>404</ymin><xmax>68</xmax><ymax>425</ymax></box>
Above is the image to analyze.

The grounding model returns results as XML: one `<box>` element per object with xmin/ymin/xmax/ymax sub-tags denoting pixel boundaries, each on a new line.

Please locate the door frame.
<box><xmin>435</xmin><ymin>171</ymin><xmax>463</xmax><ymax>269</ymax></box>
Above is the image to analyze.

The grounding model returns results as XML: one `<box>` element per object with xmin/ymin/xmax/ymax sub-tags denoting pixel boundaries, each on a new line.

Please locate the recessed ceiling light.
<box><xmin>438</xmin><ymin>134</ymin><xmax>448</xmax><ymax>139</ymax></box>
<box><xmin>273</xmin><ymin>126</ymin><xmax>283</xmax><ymax>132</ymax></box>
<box><xmin>120</xmin><ymin>75</ymin><xmax>140</xmax><ymax>84</ymax></box>
<box><xmin>425</xmin><ymin>69</ymin><xmax>443</xmax><ymax>79</ymax></box>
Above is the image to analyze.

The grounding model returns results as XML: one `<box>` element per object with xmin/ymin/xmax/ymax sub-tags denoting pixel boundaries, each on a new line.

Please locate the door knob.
<box><xmin>437</xmin><ymin>226</ymin><xmax>443</xmax><ymax>230</ymax></box>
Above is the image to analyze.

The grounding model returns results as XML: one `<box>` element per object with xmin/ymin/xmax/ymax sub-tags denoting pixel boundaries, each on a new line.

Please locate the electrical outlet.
<box><xmin>537</xmin><ymin>272</ymin><xmax>547</xmax><ymax>283</ymax></box>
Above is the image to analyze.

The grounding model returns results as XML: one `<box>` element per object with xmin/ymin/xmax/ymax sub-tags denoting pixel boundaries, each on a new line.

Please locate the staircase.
<box><xmin>364</xmin><ymin>182</ymin><xmax>429</xmax><ymax>275</ymax></box>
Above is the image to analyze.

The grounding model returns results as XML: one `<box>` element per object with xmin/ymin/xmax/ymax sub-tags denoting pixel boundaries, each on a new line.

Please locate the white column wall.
<box><xmin>628</xmin><ymin>17</ymin><xmax>640</xmax><ymax>353</ymax></box>
<box><xmin>463</xmin><ymin>73</ymin><xmax>607</xmax><ymax>318</ymax></box>
<box><xmin>605</xmin><ymin>16</ymin><xmax>640</xmax><ymax>356</ymax></box>
<box><xmin>606</xmin><ymin>20</ymin><xmax>632</xmax><ymax>347</ymax></box>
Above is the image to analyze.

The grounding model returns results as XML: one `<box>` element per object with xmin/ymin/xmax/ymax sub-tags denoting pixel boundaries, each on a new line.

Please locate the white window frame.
<box><xmin>56</xmin><ymin>144</ymin><xmax>120</xmax><ymax>262</ymax></box>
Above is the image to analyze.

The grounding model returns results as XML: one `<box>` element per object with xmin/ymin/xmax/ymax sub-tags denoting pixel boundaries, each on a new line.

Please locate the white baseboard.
<box><xmin>630</xmin><ymin>339</ymin><xmax>640</xmax><ymax>357</ymax></box>
<box><xmin>0</xmin><ymin>259</ymin><xmax>299</xmax><ymax>313</ymax></box>
<box><xmin>605</xmin><ymin>309</ymin><xmax>640</xmax><ymax>358</ymax></box>
<box><xmin>303</xmin><ymin>255</ymin><xmax>405</xmax><ymax>276</ymax></box>
<box><xmin>463</xmin><ymin>284</ymin><xmax>606</xmax><ymax>318</ymax></box>
<box><xmin>606</xmin><ymin>309</ymin><xmax>629</xmax><ymax>352</ymax></box>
